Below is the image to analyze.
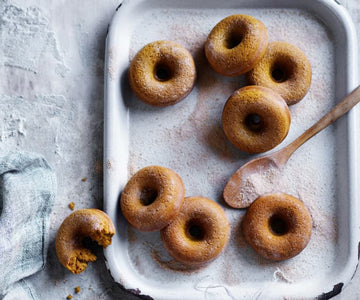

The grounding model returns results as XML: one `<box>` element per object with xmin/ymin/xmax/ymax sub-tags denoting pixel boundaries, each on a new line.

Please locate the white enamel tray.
<box><xmin>104</xmin><ymin>0</ymin><xmax>360</xmax><ymax>299</ymax></box>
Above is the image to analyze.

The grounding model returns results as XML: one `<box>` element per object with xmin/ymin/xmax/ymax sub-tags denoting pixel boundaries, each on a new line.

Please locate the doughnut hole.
<box><xmin>224</xmin><ymin>27</ymin><xmax>245</xmax><ymax>49</ymax></box>
<box><xmin>154</xmin><ymin>61</ymin><xmax>175</xmax><ymax>82</ymax></box>
<box><xmin>223</xmin><ymin>22</ymin><xmax>249</xmax><ymax>50</ymax></box>
<box><xmin>270</xmin><ymin>57</ymin><xmax>295</xmax><ymax>83</ymax></box>
<box><xmin>244</xmin><ymin>113</ymin><xmax>264</xmax><ymax>133</ymax></box>
<box><xmin>185</xmin><ymin>219</ymin><xmax>206</xmax><ymax>241</ymax></box>
<box><xmin>269</xmin><ymin>214</ymin><xmax>290</xmax><ymax>236</ymax></box>
<box><xmin>139</xmin><ymin>186</ymin><xmax>158</xmax><ymax>206</ymax></box>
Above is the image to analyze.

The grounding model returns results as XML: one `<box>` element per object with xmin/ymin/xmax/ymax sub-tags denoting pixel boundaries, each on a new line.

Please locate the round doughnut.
<box><xmin>242</xmin><ymin>193</ymin><xmax>312</xmax><ymax>261</ymax></box>
<box><xmin>55</xmin><ymin>209</ymin><xmax>116</xmax><ymax>274</ymax></box>
<box><xmin>205</xmin><ymin>14</ymin><xmax>268</xmax><ymax>76</ymax></box>
<box><xmin>222</xmin><ymin>85</ymin><xmax>291</xmax><ymax>153</ymax></box>
<box><xmin>121</xmin><ymin>165</ymin><xmax>185</xmax><ymax>232</ymax></box>
<box><xmin>128</xmin><ymin>40</ymin><xmax>196</xmax><ymax>107</ymax></box>
<box><xmin>246</xmin><ymin>41</ymin><xmax>312</xmax><ymax>105</ymax></box>
<box><xmin>161</xmin><ymin>196</ymin><xmax>230</xmax><ymax>266</ymax></box>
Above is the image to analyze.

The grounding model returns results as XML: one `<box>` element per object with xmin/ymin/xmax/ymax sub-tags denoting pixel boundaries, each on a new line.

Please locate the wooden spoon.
<box><xmin>223</xmin><ymin>85</ymin><xmax>360</xmax><ymax>209</ymax></box>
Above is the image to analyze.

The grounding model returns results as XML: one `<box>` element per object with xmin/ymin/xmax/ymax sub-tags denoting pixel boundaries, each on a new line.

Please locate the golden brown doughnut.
<box><xmin>121</xmin><ymin>165</ymin><xmax>185</xmax><ymax>232</ymax></box>
<box><xmin>246</xmin><ymin>41</ymin><xmax>312</xmax><ymax>105</ymax></box>
<box><xmin>128</xmin><ymin>40</ymin><xmax>196</xmax><ymax>107</ymax></box>
<box><xmin>242</xmin><ymin>193</ymin><xmax>312</xmax><ymax>261</ymax></box>
<box><xmin>161</xmin><ymin>196</ymin><xmax>230</xmax><ymax>266</ymax></box>
<box><xmin>205</xmin><ymin>14</ymin><xmax>268</xmax><ymax>76</ymax></box>
<box><xmin>222</xmin><ymin>85</ymin><xmax>291</xmax><ymax>153</ymax></box>
<box><xmin>55</xmin><ymin>209</ymin><xmax>116</xmax><ymax>274</ymax></box>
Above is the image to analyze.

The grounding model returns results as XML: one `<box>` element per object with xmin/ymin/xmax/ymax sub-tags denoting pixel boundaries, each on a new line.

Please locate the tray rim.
<box><xmin>103</xmin><ymin>0</ymin><xmax>360</xmax><ymax>299</ymax></box>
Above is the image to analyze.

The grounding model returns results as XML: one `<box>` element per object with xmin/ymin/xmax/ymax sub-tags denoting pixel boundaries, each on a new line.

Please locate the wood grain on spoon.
<box><xmin>223</xmin><ymin>85</ymin><xmax>360</xmax><ymax>209</ymax></box>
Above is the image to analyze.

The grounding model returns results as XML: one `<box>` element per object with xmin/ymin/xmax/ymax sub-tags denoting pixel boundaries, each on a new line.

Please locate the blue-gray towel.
<box><xmin>0</xmin><ymin>152</ymin><xmax>56</xmax><ymax>299</ymax></box>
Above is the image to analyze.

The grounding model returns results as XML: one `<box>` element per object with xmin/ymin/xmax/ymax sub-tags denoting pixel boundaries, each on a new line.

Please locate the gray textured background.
<box><xmin>0</xmin><ymin>0</ymin><xmax>359</xmax><ymax>299</ymax></box>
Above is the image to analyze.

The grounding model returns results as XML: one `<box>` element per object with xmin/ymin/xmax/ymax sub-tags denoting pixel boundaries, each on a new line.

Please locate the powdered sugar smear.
<box><xmin>126</xmin><ymin>7</ymin><xmax>338</xmax><ymax>291</ymax></box>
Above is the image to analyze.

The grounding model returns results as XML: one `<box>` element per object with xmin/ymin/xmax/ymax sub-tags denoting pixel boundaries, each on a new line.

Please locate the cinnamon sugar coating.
<box><xmin>222</xmin><ymin>85</ymin><xmax>291</xmax><ymax>153</ymax></box>
<box><xmin>121</xmin><ymin>165</ymin><xmax>185</xmax><ymax>232</ymax></box>
<box><xmin>161</xmin><ymin>196</ymin><xmax>230</xmax><ymax>266</ymax></box>
<box><xmin>128</xmin><ymin>40</ymin><xmax>196</xmax><ymax>107</ymax></box>
<box><xmin>246</xmin><ymin>41</ymin><xmax>312</xmax><ymax>105</ymax></box>
<box><xmin>205</xmin><ymin>14</ymin><xmax>268</xmax><ymax>76</ymax></box>
<box><xmin>242</xmin><ymin>193</ymin><xmax>312</xmax><ymax>261</ymax></box>
<box><xmin>55</xmin><ymin>209</ymin><xmax>115</xmax><ymax>274</ymax></box>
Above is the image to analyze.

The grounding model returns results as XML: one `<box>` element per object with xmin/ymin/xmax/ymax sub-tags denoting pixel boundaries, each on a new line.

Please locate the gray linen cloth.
<box><xmin>0</xmin><ymin>152</ymin><xmax>56</xmax><ymax>299</ymax></box>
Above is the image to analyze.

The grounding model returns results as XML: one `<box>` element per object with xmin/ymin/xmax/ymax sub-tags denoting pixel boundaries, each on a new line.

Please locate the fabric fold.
<box><xmin>0</xmin><ymin>152</ymin><xmax>56</xmax><ymax>299</ymax></box>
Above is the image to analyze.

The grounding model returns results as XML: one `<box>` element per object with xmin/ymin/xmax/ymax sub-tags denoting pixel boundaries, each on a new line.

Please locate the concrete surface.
<box><xmin>0</xmin><ymin>0</ymin><xmax>360</xmax><ymax>299</ymax></box>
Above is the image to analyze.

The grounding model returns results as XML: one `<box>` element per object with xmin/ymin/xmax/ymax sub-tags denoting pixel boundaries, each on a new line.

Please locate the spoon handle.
<box><xmin>280</xmin><ymin>85</ymin><xmax>360</xmax><ymax>162</ymax></box>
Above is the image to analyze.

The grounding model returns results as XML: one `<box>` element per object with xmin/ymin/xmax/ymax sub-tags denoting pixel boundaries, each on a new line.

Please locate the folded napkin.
<box><xmin>0</xmin><ymin>152</ymin><xmax>56</xmax><ymax>299</ymax></box>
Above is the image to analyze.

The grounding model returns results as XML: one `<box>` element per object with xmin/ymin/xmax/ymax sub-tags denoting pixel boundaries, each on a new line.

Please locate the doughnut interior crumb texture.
<box><xmin>127</xmin><ymin>7</ymin><xmax>337</xmax><ymax>287</ymax></box>
<box><xmin>55</xmin><ymin>209</ymin><xmax>116</xmax><ymax>274</ymax></box>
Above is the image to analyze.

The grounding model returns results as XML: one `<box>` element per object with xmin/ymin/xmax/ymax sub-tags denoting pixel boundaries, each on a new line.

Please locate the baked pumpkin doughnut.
<box><xmin>56</xmin><ymin>209</ymin><xmax>116</xmax><ymax>274</ymax></box>
<box><xmin>205</xmin><ymin>14</ymin><xmax>268</xmax><ymax>76</ymax></box>
<box><xmin>222</xmin><ymin>85</ymin><xmax>291</xmax><ymax>153</ymax></box>
<box><xmin>128</xmin><ymin>40</ymin><xmax>196</xmax><ymax>107</ymax></box>
<box><xmin>246</xmin><ymin>41</ymin><xmax>312</xmax><ymax>105</ymax></box>
<box><xmin>242</xmin><ymin>193</ymin><xmax>312</xmax><ymax>261</ymax></box>
<box><xmin>161</xmin><ymin>196</ymin><xmax>230</xmax><ymax>266</ymax></box>
<box><xmin>121</xmin><ymin>165</ymin><xmax>185</xmax><ymax>232</ymax></box>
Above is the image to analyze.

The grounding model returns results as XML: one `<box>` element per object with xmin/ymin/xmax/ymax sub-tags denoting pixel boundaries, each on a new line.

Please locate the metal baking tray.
<box><xmin>103</xmin><ymin>0</ymin><xmax>360</xmax><ymax>298</ymax></box>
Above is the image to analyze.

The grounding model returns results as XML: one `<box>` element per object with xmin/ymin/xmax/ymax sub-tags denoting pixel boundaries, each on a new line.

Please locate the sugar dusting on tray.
<box><xmin>126</xmin><ymin>6</ymin><xmax>337</xmax><ymax>293</ymax></box>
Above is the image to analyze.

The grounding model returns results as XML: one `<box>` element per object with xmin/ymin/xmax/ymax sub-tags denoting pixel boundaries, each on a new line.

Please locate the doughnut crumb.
<box><xmin>75</xmin><ymin>286</ymin><xmax>81</xmax><ymax>293</ymax></box>
<box><xmin>67</xmin><ymin>248</ymin><xmax>97</xmax><ymax>274</ymax></box>
<box><xmin>68</xmin><ymin>202</ymin><xmax>75</xmax><ymax>210</ymax></box>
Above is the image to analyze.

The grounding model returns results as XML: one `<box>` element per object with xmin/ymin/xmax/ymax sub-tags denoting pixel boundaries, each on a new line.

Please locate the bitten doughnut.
<box><xmin>56</xmin><ymin>209</ymin><xmax>116</xmax><ymax>274</ymax></box>
<box><xmin>222</xmin><ymin>85</ymin><xmax>291</xmax><ymax>153</ymax></box>
<box><xmin>128</xmin><ymin>40</ymin><xmax>196</xmax><ymax>107</ymax></box>
<box><xmin>161</xmin><ymin>196</ymin><xmax>230</xmax><ymax>266</ymax></box>
<box><xmin>121</xmin><ymin>166</ymin><xmax>185</xmax><ymax>232</ymax></box>
<box><xmin>246</xmin><ymin>41</ymin><xmax>312</xmax><ymax>105</ymax></box>
<box><xmin>205</xmin><ymin>14</ymin><xmax>268</xmax><ymax>76</ymax></box>
<box><xmin>242</xmin><ymin>193</ymin><xmax>312</xmax><ymax>261</ymax></box>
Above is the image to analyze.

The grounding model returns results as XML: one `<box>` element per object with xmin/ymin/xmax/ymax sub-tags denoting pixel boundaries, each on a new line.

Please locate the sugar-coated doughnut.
<box><xmin>242</xmin><ymin>193</ymin><xmax>312</xmax><ymax>261</ymax></box>
<box><xmin>55</xmin><ymin>209</ymin><xmax>116</xmax><ymax>274</ymax></box>
<box><xmin>121</xmin><ymin>165</ymin><xmax>185</xmax><ymax>232</ymax></box>
<box><xmin>161</xmin><ymin>196</ymin><xmax>230</xmax><ymax>266</ymax></box>
<box><xmin>128</xmin><ymin>40</ymin><xmax>196</xmax><ymax>107</ymax></box>
<box><xmin>205</xmin><ymin>14</ymin><xmax>268</xmax><ymax>76</ymax></box>
<box><xmin>246</xmin><ymin>41</ymin><xmax>312</xmax><ymax>105</ymax></box>
<box><xmin>222</xmin><ymin>85</ymin><xmax>291</xmax><ymax>153</ymax></box>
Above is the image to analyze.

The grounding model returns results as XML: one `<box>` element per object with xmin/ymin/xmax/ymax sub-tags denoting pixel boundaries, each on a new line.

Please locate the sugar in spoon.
<box><xmin>223</xmin><ymin>85</ymin><xmax>360</xmax><ymax>209</ymax></box>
